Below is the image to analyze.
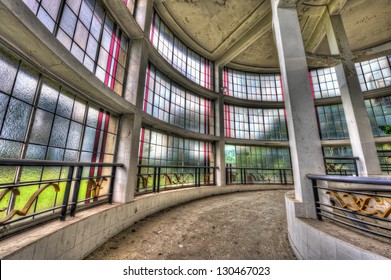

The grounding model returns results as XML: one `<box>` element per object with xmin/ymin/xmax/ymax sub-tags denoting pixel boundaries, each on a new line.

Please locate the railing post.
<box><xmin>213</xmin><ymin>167</ymin><xmax>216</xmax><ymax>185</ymax></box>
<box><xmin>70</xmin><ymin>166</ymin><xmax>83</xmax><ymax>217</ymax></box>
<box><xmin>311</xmin><ymin>179</ymin><xmax>322</xmax><ymax>221</ymax></box>
<box><xmin>108</xmin><ymin>166</ymin><xmax>117</xmax><ymax>204</ymax></box>
<box><xmin>353</xmin><ymin>159</ymin><xmax>359</xmax><ymax>176</ymax></box>
<box><xmin>152</xmin><ymin>166</ymin><xmax>157</xmax><ymax>193</ymax></box>
<box><xmin>243</xmin><ymin>169</ymin><xmax>247</xmax><ymax>184</ymax></box>
<box><xmin>197</xmin><ymin>167</ymin><xmax>201</xmax><ymax>187</ymax></box>
<box><xmin>157</xmin><ymin>167</ymin><xmax>161</xmax><ymax>193</ymax></box>
<box><xmin>60</xmin><ymin>166</ymin><xmax>74</xmax><ymax>221</ymax></box>
<box><xmin>279</xmin><ymin>169</ymin><xmax>283</xmax><ymax>185</ymax></box>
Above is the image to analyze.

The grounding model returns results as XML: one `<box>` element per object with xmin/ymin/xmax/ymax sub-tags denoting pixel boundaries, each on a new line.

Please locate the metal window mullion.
<box><xmin>53</xmin><ymin>0</ymin><xmax>67</xmax><ymax>36</ymax></box>
<box><xmin>93</xmin><ymin>10</ymin><xmax>107</xmax><ymax>76</ymax></box>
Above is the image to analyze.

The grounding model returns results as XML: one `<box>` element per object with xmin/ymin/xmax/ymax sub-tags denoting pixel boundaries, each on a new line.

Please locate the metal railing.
<box><xmin>324</xmin><ymin>156</ymin><xmax>359</xmax><ymax>176</ymax></box>
<box><xmin>136</xmin><ymin>165</ymin><xmax>218</xmax><ymax>195</ymax></box>
<box><xmin>226</xmin><ymin>165</ymin><xmax>293</xmax><ymax>185</ymax></box>
<box><xmin>0</xmin><ymin>159</ymin><xmax>123</xmax><ymax>238</ymax></box>
<box><xmin>308</xmin><ymin>174</ymin><xmax>391</xmax><ymax>240</ymax></box>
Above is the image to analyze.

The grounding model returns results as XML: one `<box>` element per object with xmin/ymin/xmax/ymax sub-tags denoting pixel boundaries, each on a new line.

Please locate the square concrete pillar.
<box><xmin>272</xmin><ymin>0</ymin><xmax>326</xmax><ymax>218</ymax></box>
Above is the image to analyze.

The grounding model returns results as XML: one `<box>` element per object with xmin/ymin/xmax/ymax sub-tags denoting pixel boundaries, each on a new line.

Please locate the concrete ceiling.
<box><xmin>155</xmin><ymin>0</ymin><xmax>391</xmax><ymax>72</ymax></box>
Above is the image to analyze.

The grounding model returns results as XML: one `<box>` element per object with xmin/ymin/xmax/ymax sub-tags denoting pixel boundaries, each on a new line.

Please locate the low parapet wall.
<box><xmin>0</xmin><ymin>185</ymin><xmax>291</xmax><ymax>260</ymax></box>
<box><xmin>285</xmin><ymin>191</ymin><xmax>390</xmax><ymax>260</ymax></box>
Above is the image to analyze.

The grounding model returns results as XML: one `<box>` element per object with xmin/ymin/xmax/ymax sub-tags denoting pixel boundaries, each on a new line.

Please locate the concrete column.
<box><xmin>324</xmin><ymin>13</ymin><xmax>381</xmax><ymax>176</ymax></box>
<box><xmin>113</xmin><ymin>114</ymin><xmax>142</xmax><ymax>203</ymax></box>
<box><xmin>272</xmin><ymin>0</ymin><xmax>325</xmax><ymax>218</ymax></box>
<box><xmin>213</xmin><ymin>65</ymin><xmax>226</xmax><ymax>186</ymax></box>
<box><xmin>124</xmin><ymin>38</ymin><xmax>149</xmax><ymax>107</ymax></box>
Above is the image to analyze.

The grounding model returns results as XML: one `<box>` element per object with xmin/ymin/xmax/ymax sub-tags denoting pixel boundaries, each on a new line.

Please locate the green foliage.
<box><xmin>379</xmin><ymin>125</ymin><xmax>391</xmax><ymax>135</ymax></box>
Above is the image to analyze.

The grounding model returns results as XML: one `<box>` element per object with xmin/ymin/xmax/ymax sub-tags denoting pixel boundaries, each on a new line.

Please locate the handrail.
<box><xmin>0</xmin><ymin>158</ymin><xmax>124</xmax><ymax>167</ymax></box>
<box><xmin>137</xmin><ymin>165</ymin><xmax>218</xmax><ymax>169</ymax></box>
<box><xmin>307</xmin><ymin>174</ymin><xmax>391</xmax><ymax>185</ymax></box>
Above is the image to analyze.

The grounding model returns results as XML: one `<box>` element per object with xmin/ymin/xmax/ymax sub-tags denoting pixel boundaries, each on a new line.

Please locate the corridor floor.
<box><xmin>85</xmin><ymin>190</ymin><xmax>296</xmax><ymax>260</ymax></box>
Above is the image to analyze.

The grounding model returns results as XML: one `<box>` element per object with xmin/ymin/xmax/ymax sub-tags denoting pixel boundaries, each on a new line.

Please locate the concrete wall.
<box><xmin>285</xmin><ymin>191</ymin><xmax>390</xmax><ymax>260</ymax></box>
<box><xmin>0</xmin><ymin>185</ymin><xmax>290</xmax><ymax>260</ymax></box>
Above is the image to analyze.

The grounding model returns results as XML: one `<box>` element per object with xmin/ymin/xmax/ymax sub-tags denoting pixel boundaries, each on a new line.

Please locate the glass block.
<box><xmin>83</xmin><ymin>56</ymin><xmax>94</xmax><ymax>72</ymax></box>
<box><xmin>66</xmin><ymin>121</ymin><xmax>83</xmax><ymax>150</ymax></box>
<box><xmin>38</xmin><ymin>80</ymin><xmax>60</xmax><ymax>112</ymax></box>
<box><xmin>29</xmin><ymin>109</ymin><xmax>54</xmax><ymax>145</ymax></box>
<box><xmin>72</xmin><ymin>98</ymin><xmax>86</xmax><ymax>123</ymax></box>
<box><xmin>82</xmin><ymin>127</ymin><xmax>97</xmax><ymax>152</ymax></box>
<box><xmin>71</xmin><ymin>43</ymin><xmax>84</xmax><ymax>62</ymax></box>
<box><xmin>46</xmin><ymin>148</ymin><xmax>65</xmax><ymax>161</ymax></box>
<box><xmin>0</xmin><ymin>50</ymin><xmax>19</xmax><ymax>94</ymax></box>
<box><xmin>86</xmin><ymin>36</ymin><xmax>98</xmax><ymax>59</ymax></box>
<box><xmin>0</xmin><ymin>139</ymin><xmax>22</xmax><ymax>159</ymax></box>
<box><xmin>12</xmin><ymin>63</ymin><xmax>39</xmax><ymax>104</ymax></box>
<box><xmin>57</xmin><ymin>28</ymin><xmax>72</xmax><ymax>50</ymax></box>
<box><xmin>1</xmin><ymin>98</ymin><xmax>32</xmax><ymax>141</ymax></box>
<box><xmin>25</xmin><ymin>144</ymin><xmax>47</xmax><ymax>160</ymax></box>
<box><xmin>79</xmin><ymin>0</ymin><xmax>93</xmax><ymax>28</ymax></box>
<box><xmin>64</xmin><ymin>150</ymin><xmax>79</xmax><ymax>161</ymax></box>
<box><xmin>74</xmin><ymin>21</ymin><xmax>89</xmax><ymax>50</ymax></box>
<box><xmin>56</xmin><ymin>90</ymin><xmax>74</xmax><ymax>118</ymax></box>
<box><xmin>0</xmin><ymin>93</ymin><xmax>9</xmax><ymax>127</ymax></box>
<box><xmin>86</xmin><ymin>106</ymin><xmax>100</xmax><ymax>127</ymax></box>
<box><xmin>90</xmin><ymin>15</ymin><xmax>103</xmax><ymax>39</ymax></box>
<box><xmin>49</xmin><ymin>116</ymin><xmax>70</xmax><ymax>148</ymax></box>
<box><xmin>66</xmin><ymin>0</ymin><xmax>82</xmax><ymax>14</ymax></box>
<box><xmin>37</xmin><ymin>7</ymin><xmax>55</xmax><ymax>32</ymax></box>
<box><xmin>22</xmin><ymin>0</ymin><xmax>39</xmax><ymax>14</ymax></box>
<box><xmin>60</xmin><ymin>5</ymin><xmax>77</xmax><ymax>37</ymax></box>
<box><xmin>41</xmin><ymin>0</ymin><xmax>62</xmax><ymax>19</ymax></box>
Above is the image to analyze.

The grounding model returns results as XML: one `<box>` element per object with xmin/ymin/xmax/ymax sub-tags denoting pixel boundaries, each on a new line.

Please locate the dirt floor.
<box><xmin>85</xmin><ymin>190</ymin><xmax>296</xmax><ymax>260</ymax></box>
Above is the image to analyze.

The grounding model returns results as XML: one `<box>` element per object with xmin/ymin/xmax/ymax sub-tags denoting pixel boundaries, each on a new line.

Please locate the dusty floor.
<box><xmin>85</xmin><ymin>190</ymin><xmax>296</xmax><ymax>260</ymax></box>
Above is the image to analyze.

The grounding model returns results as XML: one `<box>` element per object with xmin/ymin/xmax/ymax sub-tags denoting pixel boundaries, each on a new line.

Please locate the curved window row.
<box><xmin>224</xmin><ymin>105</ymin><xmax>287</xmax><ymax>140</ymax></box>
<box><xmin>0</xmin><ymin>45</ymin><xmax>118</xmax><ymax>221</ymax></box>
<box><xmin>310</xmin><ymin>67</ymin><xmax>340</xmax><ymax>99</ymax></box>
<box><xmin>225</xmin><ymin>145</ymin><xmax>291</xmax><ymax>169</ymax></box>
<box><xmin>138</xmin><ymin>128</ymin><xmax>214</xmax><ymax>167</ymax></box>
<box><xmin>222</xmin><ymin>68</ymin><xmax>283</xmax><ymax>101</ymax></box>
<box><xmin>356</xmin><ymin>55</ymin><xmax>391</xmax><ymax>92</ymax></box>
<box><xmin>144</xmin><ymin>63</ymin><xmax>215</xmax><ymax>135</ymax></box>
<box><xmin>366</xmin><ymin>96</ymin><xmax>391</xmax><ymax>137</ymax></box>
<box><xmin>150</xmin><ymin>11</ymin><xmax>213</xmax><ymax>90</ymax></box>
<box><xmin>0</xmin><ymin>45</ymin><xmax>118</xmax><ymax>181</ymax></box>
<box><xmin>22</xmin><ymin>0</ymin><xmax>129</xmax><ymax>95</ymax></box>
<box><xmin>316</xmin><ymin>104</ymin><xmax>349</xmax><ymax>140</ymax></box>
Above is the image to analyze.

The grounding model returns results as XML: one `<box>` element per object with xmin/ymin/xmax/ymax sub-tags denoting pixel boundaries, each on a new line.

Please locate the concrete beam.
<box><xmin>353</xmin><ymin>41</ymin><xmax>391</xmax><ymax>63</ymax></box>
<box><xmin>215</xmin><ymin>12</ymin><xmax>272</xmax><ymax>67</ymax></box>
<box><xmin>274</xmin><ymin>0</ymin><xmax>300</xmax><ymax>8</ymax></box>
<box><xmin>328</xmin><ymin>0</ymin><xmax>348</xmax><ymax>15</ymax></box>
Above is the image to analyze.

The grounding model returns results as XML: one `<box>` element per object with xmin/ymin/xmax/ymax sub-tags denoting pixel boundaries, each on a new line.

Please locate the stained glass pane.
<box><xmin>56</xmin><ymin>91</ymin><xmax>74</xmax><ymax>118</ymax></box>
<box><xmin>0</xmin><ymin>50</ymin><xmax>18</xmax><ymax>94</ymax></box>
<box><xmin>60</xmin><ymin>5</ymin><xmax>78</xmax><ymax>37</ymax></box>
<box><xmin>29</xmin><ymin>109</ymin><xmax>54</xmax><ymax>145</ymax></box>
<box><xmin>49</xmin><ymin>116</ymin><xmax>70</xmax><ymax>148</ymax></box>
<box><xmin>12</xmin><ymin>63</ymin><xmax>39</xmax><ymax>104</ymax></box>
<box><xmin>37</xmin><ymin>6</ymin><xmax>55</xmax><ymax>32</ymax></box>
<box><xmin>0</xmin><ymin>139</ymin><xmax>22</xmax><ymax>159</ymax></box>
<box><xmin>38</xmin><ymin>80</ymin><xmax>60</xmax><ymax>113</ymax></box>
<box><xmin>1</xmin><ymin>98</ymin><xmax>32</xmax><ymax>141</ymax></box>
<box><xmin>66</xmin><ymin>121</ymin><xmax>83</xmax><ymax>149</ymax></box>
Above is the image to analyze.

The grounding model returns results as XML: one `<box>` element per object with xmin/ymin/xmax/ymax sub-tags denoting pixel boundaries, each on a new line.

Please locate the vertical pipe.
<box><xmin>70</xmin><ymin>166</ymin><xmax>83</xmax><ymax>217</ymax></box>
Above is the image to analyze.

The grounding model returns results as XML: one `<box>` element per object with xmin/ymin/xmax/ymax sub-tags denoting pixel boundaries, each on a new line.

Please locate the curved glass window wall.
<box><xmin>150</xmin><ymin>11</ymin><xmax>213</xmax><ymax>90</ymax></box>
<box><xmin>222</xmin><ymin>68</ymin><xmax>283</xmax><ymax>101</ymax></box>
<box><xmin>144</xmin><ymin>63</ymin><xmax>215</xmax><ymax>135</ymax></box>
<box><xmin>224</xmin><ymin>105</ymin><xmax>287</xmax><ymax>140</ymax></box>
<box><xmin>356</xmin><ymin>55</ymin><xmax>391</xmax><ymax>91</ymax></box>
<box><xmin>310</xmin><ymin>67</ymin><xmax>340</xmax><ymax>99</ymax></box>
<box><xmin>22</xmin><ymin>0</ymin><xmax>129</xmax><ymax>95</ymax></box>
